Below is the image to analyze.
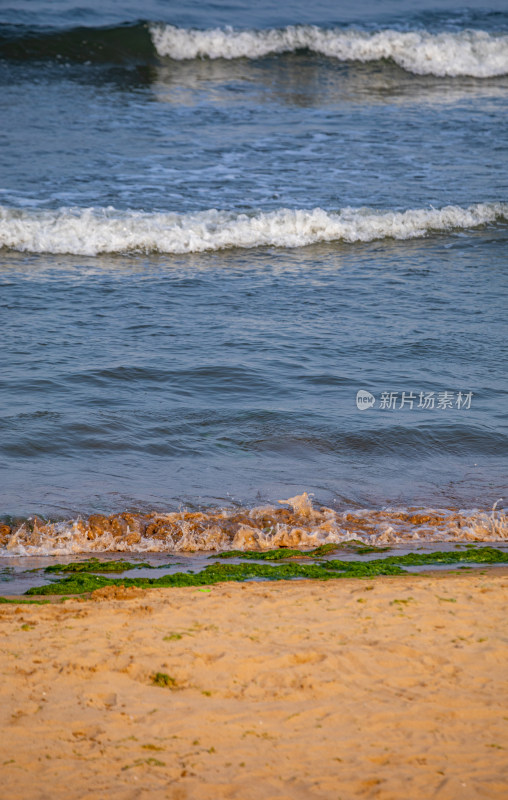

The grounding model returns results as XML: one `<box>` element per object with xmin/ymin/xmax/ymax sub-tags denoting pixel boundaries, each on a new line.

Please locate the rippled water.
<box><xmin>0</xmin><ymin>0</ymin><xmax>507</xmax><ymax>551</ymax></box>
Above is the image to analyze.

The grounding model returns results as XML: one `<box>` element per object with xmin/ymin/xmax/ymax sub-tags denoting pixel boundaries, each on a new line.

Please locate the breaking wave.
<box><xmin>150</xmin><ymin>25</ymin><xmax>508</xmax><ymax>78</ymax></box>
<box><xmin>1</xmin><ymin>494</ymin><xmax>507</xmax><ymax>557</ymax></box>
<box><xmin>2</xmin><ymin>22</ymin><xmax>508</xmax><ymax>77</ymax></box>
<box><xmin>1</xmin><ymin>202</ymin><xmax>507</xmax><ymax>256</ymax></box>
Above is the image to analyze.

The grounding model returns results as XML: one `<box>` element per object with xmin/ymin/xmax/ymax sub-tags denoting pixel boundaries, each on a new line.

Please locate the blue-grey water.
<box><xmin>0</xmin><ymin>0</ymin><xmax>507</xmax><ymax>551</ymax></box>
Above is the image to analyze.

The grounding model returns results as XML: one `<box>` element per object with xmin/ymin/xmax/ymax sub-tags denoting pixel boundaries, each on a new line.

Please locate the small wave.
<box><xmin>1</xmin><ymin>494</ymin><xmax>507</xmax><ymax>556</ymax></box>
<box><xmin>1</xmin><ymin>203</ymin><xmax>507</xmax><ymax>256</ymax></box>
<box><xmin>150</xmin><ymin>25</ymin><xmax>508</xmax><ymax>78</ymax></box>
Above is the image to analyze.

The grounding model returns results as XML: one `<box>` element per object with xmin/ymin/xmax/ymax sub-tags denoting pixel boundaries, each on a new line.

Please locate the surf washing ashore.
<box><xmin>0</xmin><ymin>490</ymin><xmax>506</xmax><ymax>595</ymax></box>
<box><xmin>1</xmin><ymin>492</ymin><xmax>508</xmax><ymax>557</ymax></box>
<box><xmin>1</xmin><ymin>0</ymin><xmax>508</xmax><ymax>796</ymax></box>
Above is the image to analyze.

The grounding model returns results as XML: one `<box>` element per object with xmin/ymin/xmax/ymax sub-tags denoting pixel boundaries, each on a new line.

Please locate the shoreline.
<box><xmin>1</xmin><ymin>544</ymin><xmax>508</xmax><ymax>597</ymax></box>
<box><xmin>2</xmin><ymin>562</ymin><xmax>508</xmax><ymax>602</ymax></box>
<box><xmin>1</xmin><ymin>570</ymin><xmax>507</xmax><ymax>799</ymax></box>
<box><xmin>4</xmin><ymin>562</ymin><xmax>507</xmax><ymax>600</ymax></box>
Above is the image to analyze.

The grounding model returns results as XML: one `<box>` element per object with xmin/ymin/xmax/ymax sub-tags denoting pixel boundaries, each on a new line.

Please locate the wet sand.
<box><xmin>0</xmin><ymin>570</ymin><xmax>507</xmax><ymax>799</ymax></box>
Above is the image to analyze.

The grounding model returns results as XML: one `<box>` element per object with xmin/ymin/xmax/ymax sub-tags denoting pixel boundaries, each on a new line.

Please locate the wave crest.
<box><xmin>150</xmin><ymin>25</ymin><xmax>508</xmax><ymax>78</ymax></box>
<box><xmin>1</xmin><ymin>203</ymin><xmax>507</xmax><ymax>256</ymax></box>
<box><xmin>1</xmin><ymin>494</ymin><xmax>507</xmax><ymax>556</ymax></box>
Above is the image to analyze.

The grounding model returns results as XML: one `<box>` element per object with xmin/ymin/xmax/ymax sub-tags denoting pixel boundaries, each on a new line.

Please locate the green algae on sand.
<box><xmin>151</xmin><ymin>672</ymin><xmax>177</xmax><ymax>689</ymax></box>
<box><xmin>0</xmin><ymin>596</ymin><xmax>53</xmax><ymax>605</ymax></box>
<box><xmin>214</xmin><ymin>542</ymin><xmax>390</xmax><ymax>560</ymax></box>
<box><xmin>24</xmin><ymin>546</ymin><xmax>508</xmax><ymax>596</ymax></box>
<box><xmin>26</xmin><ymin>560</ymin><xmax>404</xmax><ymax>595</ymax></box>
<box><xmin>43</xmin><ymin>557</ymin><xmax>153</xmax><ymax>574</ymax></box>
<box><xmin>354</xmin><ymin>546</ymin><xmax>507</xmax><ymax>568</ymax></box>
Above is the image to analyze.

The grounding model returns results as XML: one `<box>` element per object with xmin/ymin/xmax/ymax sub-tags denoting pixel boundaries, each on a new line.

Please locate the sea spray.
<box><xmin>150</xmin><ymin>25</ymin><xmax>508</xmax><ymax>78</ymax></box>
<box><xmin>2</xmin><ymin>493</ymin><xmax>507</xmax><ymax>557</ymax></box>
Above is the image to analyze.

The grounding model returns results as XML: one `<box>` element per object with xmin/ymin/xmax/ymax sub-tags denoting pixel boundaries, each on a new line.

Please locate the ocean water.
<box><xmin>0</xmin><ymin>0</ymin><xmax>507</xmax><ymax>556</ymax></box>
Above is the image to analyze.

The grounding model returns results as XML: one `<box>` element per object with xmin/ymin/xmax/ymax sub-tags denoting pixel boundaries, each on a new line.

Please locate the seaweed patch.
<box><xmin>43</xmin><ymin>557</ymin><xmax>153</xmax><ymax>574</ymax></box>
<box><xmin>24</xmin><ymin>546</ymin><xmax>508</xmax><ymax>596</ymax></box>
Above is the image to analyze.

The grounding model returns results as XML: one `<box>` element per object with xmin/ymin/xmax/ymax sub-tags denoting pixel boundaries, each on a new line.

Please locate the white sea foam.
<box><xmin>149</xmin><ymin>25</ymin><xmax>508</xmax><ymax>78</ymax></box>
<box><xmin>1</xmin><ymin>495</ymin><xmax>507</xmax><ymax>556</ymax></box>
<box><xmin>0</xmin><ymin>203</ymin><xmax>507</xmax><ymax>256</ymax></box>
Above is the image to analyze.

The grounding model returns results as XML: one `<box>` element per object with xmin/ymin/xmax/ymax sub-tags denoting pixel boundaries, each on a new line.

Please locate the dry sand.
<box><xmin>0</xmin><ymin>570</ymin><xmax>507</xmax><ymax>800</ymax></box>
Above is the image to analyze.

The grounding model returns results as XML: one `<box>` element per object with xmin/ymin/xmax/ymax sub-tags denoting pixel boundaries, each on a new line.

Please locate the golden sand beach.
<box><xmin>1</xmin><ymin>571</ymin><xmax>507</xmax><ymax>799</ymax></box>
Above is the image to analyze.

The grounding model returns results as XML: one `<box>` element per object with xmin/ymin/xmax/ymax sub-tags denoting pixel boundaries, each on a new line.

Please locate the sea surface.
<box><xmin>0</xmin><ymin>0</ymin><xmax>507</xmax><ymax>558</ymax></box>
